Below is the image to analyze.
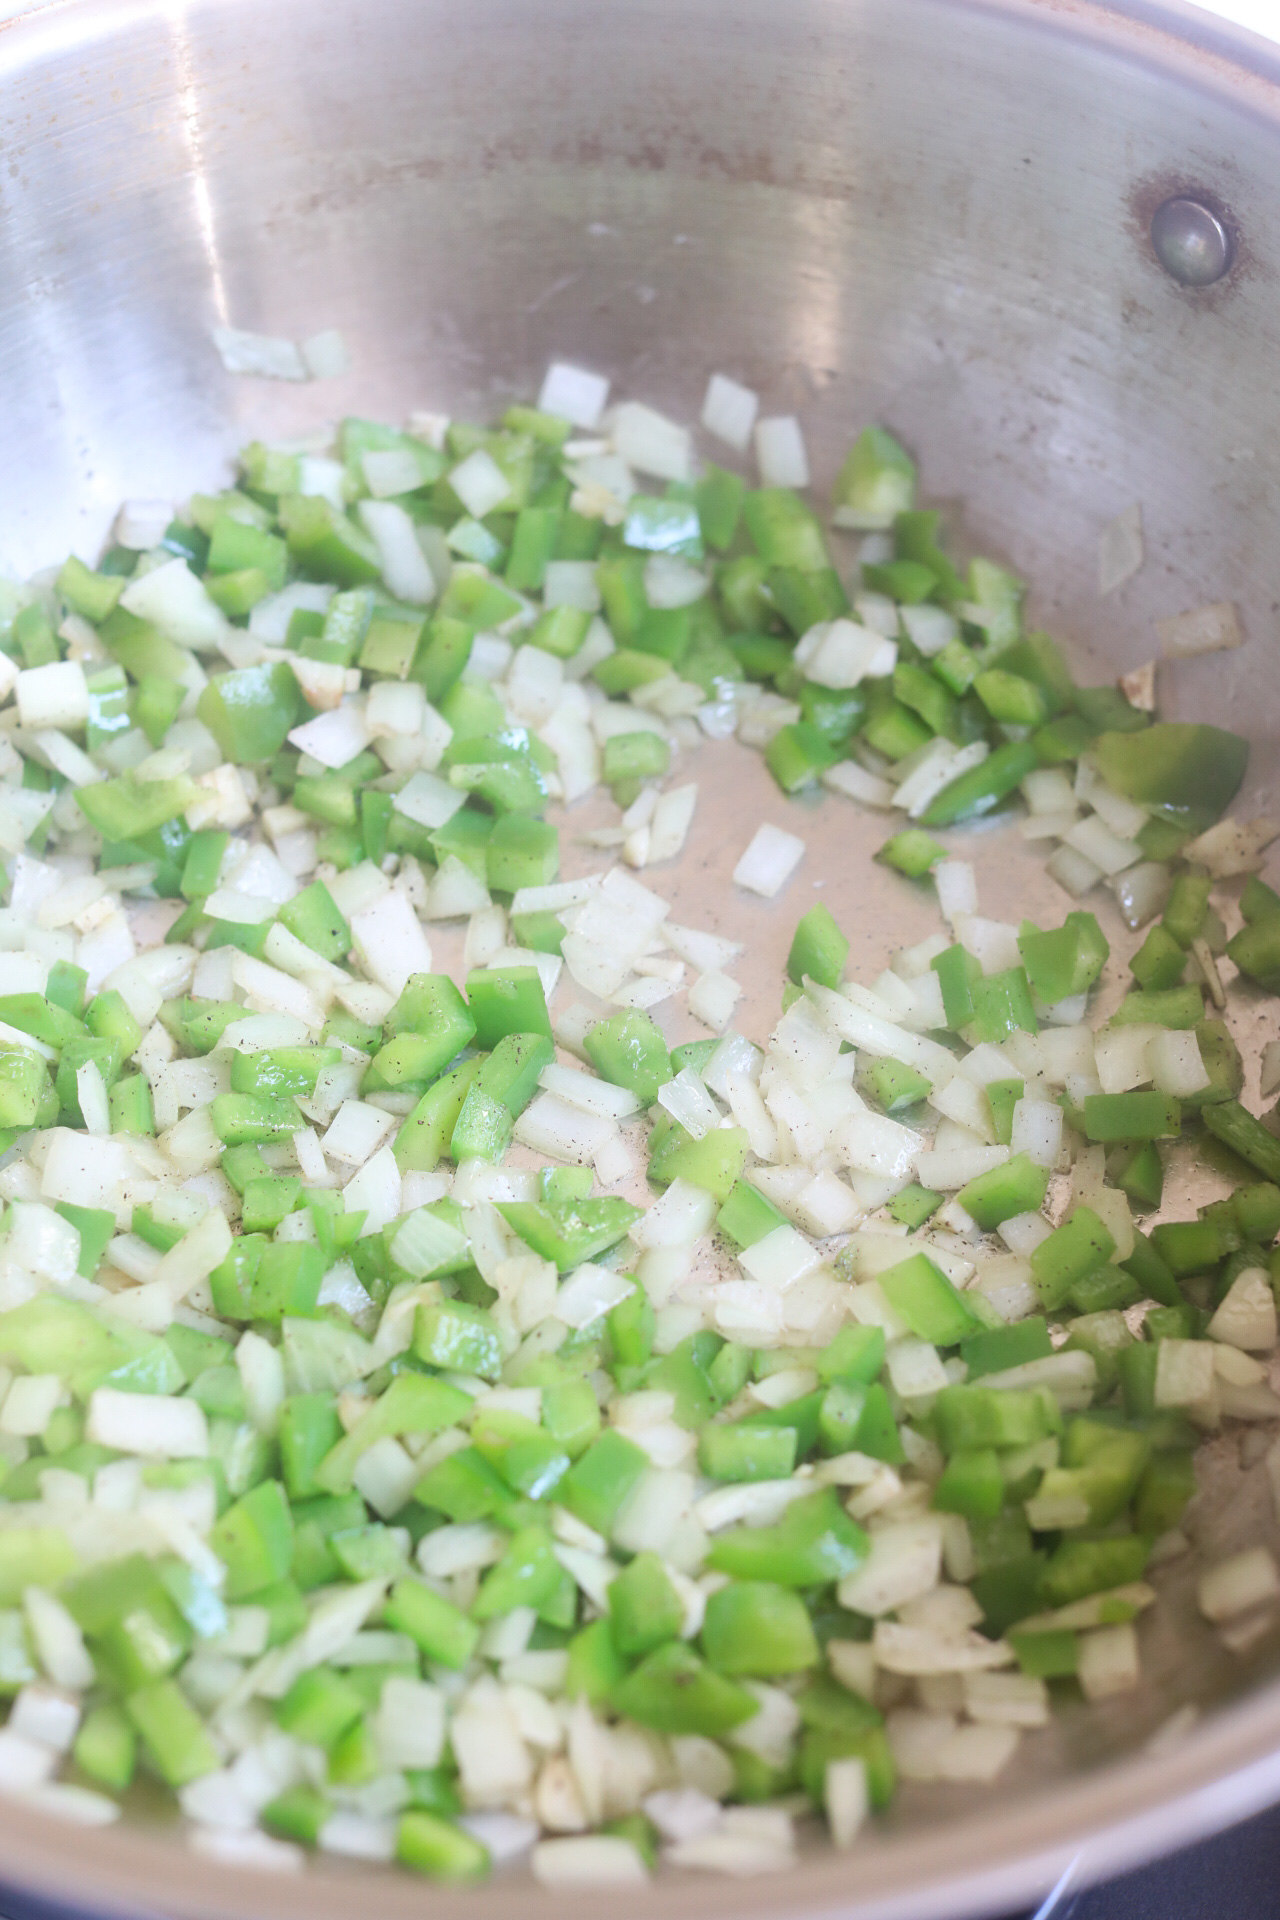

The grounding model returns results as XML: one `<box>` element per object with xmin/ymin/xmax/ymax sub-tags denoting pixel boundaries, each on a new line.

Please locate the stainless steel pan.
<box><xmin>0</xmin><ymin>0</ymin><xmax>1278</xmax><ymax>1912</ymax></box>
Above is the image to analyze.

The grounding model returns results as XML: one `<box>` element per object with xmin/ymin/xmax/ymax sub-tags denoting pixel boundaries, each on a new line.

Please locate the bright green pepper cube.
<box><xmin>608</xmin><ymin>1550</ymin><xmax>684</xmax><ymax>1656</ymax></box>
<box><xmin>706</xmin><ymin>1488</ymin><xmax>867</xmax><ymax>1587</ymax></box>
<box><xmin>716</xmin><ymin>1180</ymin><xmax>789</xmax><ymax>1250</ymax></box>
<box><xmin>608</xmin><ymin>1287</ymin><xmax>656</xmax><ymax>1370</ymax></box>
<box><xmin>933</xmin><ymin>1448</ymin><xmax>1005</xmax><ymax>1520</ymax></box>
<box><xmin>1039</xmin><ymin>1534</ymin><xmax>1151</xmax><ymax>1609</ymax></box>
<box><xmin>1083</xmin><ymin>1091</ymin><xmax>1181</xmax><ymax>1142</ymax></box>
<box><xmin>86</xmin><ymin>988</ymin><xmax>143</xmax><ymax>1053</ymax></box>
<box><xmin>984</xmin><ymin>1079</ymin><xmax>1024</xmax><ymax>1147</ymax></box>
<box><xmin>971</xmin><ymin>966</ymin><xmax>1038</xmax><ymax>1043</ymax></box>
<box><xmin>560</xmin><ymin>1428</ymin><xmax>650</xmax><ymax>1536</ymax></box>
<box><xmin>0</xmin><ymin>1049</ymin><xmax>50</xmax><ymax>1130</ymax></box>
<box><xmin>1029</xmin><ymin>1205</ymin><xmax>1117</xmax><ymax>1310</ymax></box>
<box><xmin>931</xmin><ymin>943</ymin><xmax>981</xmax><ymax>1028</ymax></box>
<box><xmin>765</xmin><ymin>721</ymin><xmax>841</xmax><ymax>795</ymax></box>
<box><xmin>1017</xmin><ymin>912</ymin><xmax>1109</xmax><ymax>1003</ymax></box>
<box><xmin>244</xmin><ymin>1242</ymin><xmax>325</xmax><ymax>1321</ymax></box>
<box><xmin>887</xmin><ymin>1183</ymin><xmax>943</xmax><ymax>1229</ymax></box>
<box><xmin>262</xmin><ymin>1783</ymin><xmax>333</xmax><ymax>1847</ymax></box>
<box><xmin>739</xmin><ymin>489</ymin><xmax>828</xmax><ymax>572</ymax></box>
<box><xmin>196</xmin><ymin>661</ymin><xmax>300</xmax><ymax>765</ymax></box>
<box><xmin>126</xmin><ymin>1678</ymin><xmax>220</xmax><ymax>1787</ymax></box>
<box><xmin>701</xmin><ymin>1580</ymin><xmax>818</xmax><ymax>1676</ymax></box>
<box><xmin>817</xmin><ymin>1382</ymin><xmax>904</xmax><ymax>1463</ymax></box>
<box><xmin>486</xmin><ymin>813</ymin><xmax>560</xmax><ymax>892</ymax></box>
<box><xmin>542</xmin><ymin>1378</ymin><xmax>601</xmax><ymax>1459</ymax></box>
<box><xmin>818</xmin><ymin>1324</ymin><xmax>887</xmax><ymax>1387</ymax></box>
<box><xmin>565</xmin><ymin>1617</ymin><xmax>628</xmax><ymax>1705</ymax></box>
<box><xmin>58</xmin><ymin>553</ymin><xmax>125</xmax><ymax>623</ymax></box>
<box><xmin>648</xmin><ymin>1116</ymin><xmax>748</xmax><ymax>1201</ymax></box>
<box><xmin>934</xmin><ymin>1385</ymin><xmax>1056</xmax><ymax>1454</ymax></box>
<box><xmin>207</xmin><ymin>1235</ymin><xmax>265</xmax><ymax>1319</ymax></box>
<box><xmin>55</xmin><ymin>1202</ymin><xmax>116</xmax><ymax>1281</ymax></box>
<box><xmin>699</xmin><ymin>1422</ymin><xmax>797</xmax><ymax>1483</ymax></box>
<box><xmin>466</xmin><ymin>966</ymin><xmax>551</xmax><ymax>1047</ymax></box>
<box><xmin>919</xmin><ymin>739</ymin><xmax>1039</xmax><ymax>828</ymax></box>
<box><xmin>279</xmin><ymin>1393</ymin><xmax>343</xmax><ymax>1501</ymax></box>
<box><xmin>612</xmin><ymin>1640</ymin><xmax>759</xmax><ymax>1736</ymax></box>
<box><xmin>498</xmin><ymin>1196</ymin><xmax>642</xmax><ymax>1270</ymax></box>
<box><xmin>932</xmin><ymin>635</ymin><xmax>981</xmax><ymax>695</ymax></box>
<box><xmin>878</xmin><ymin>1252</ymin><xmax>980</xmax><ymax>1345</ymax></box>
<box><xmin>508</xmin><ymin>908</ymin><xmax>565</xmax><ymax>955</ymax></box>
<box><xmin>276</xmin><ymin>880</ymin><xmax>351</xmax><ymax>961</ymax></box>
<box><xmin>1009</xmin><ymin>1629</ymin><xmax>1079</xmax><ymax>1678</ymax></box>
<box><xmin>397</xmin><ymin>1810</ymin><xmax>490</xmax><ymax>1883</ymax></box>
<box><xmin>1130</xmin><ymin>922</ymin><xmax>1188</xmax><ymax>991</ymax></box>
<box><xmin>471</xmin><ymin>1524</ymin><xmax>561</xmax><ymax>1619</ymax></box>
<box><xmin>603</xmin><ymin>731</ymin><xmax>670</xmax><ymax>790</ymax></box>
<box><xmin>240</xmin><ymin>1175</ymin><xmax>302</xmax><ymax>1235</ymax></box>
<box><xmin>384</xmin><ymin>970</ymin><xmax>478</xmax><ymax>1051</ymax></box>
<box><xmin>1234</xmin><ymin>1183</ymin><xmax>1280</xmax><ymax>1244</ymax></box>
<box><xmin>278</xmin><ymin>493</ymin><xmax>382</xmax><ymax>588</ymax></box>
<box><xmin>72</xmin><ymin>1701</ymin><xmax>135</xmax><ymax>1792</ymax></box>
<box><xmin>384</xmin><ymin>1578</ymin><xmax>480</xmax><ymax>1669</ymax></box>
<box><xmin>957</xmin><ymin>1152</ymin><xmax>1050</xmax><ymax>1230</ymax></box>
<box><xmin>413</xmin><ymin>1299</ymin><xmax>502</xmax><ymax>1380</ymax></box>
<box><xmin>1149</xmin><ymin>1217</ymin><xmax>1227</xmax><ymax>1276</ymax></box>
<box><xmin>959</xmin><ymin>1318</ymin><xmax>1052</xmax><ymax>1379</ymax></box>
<box><xmin>477</xmin><ymin>1030</ymin><xmax>555</xmax><ymax>1116</ymax></box>
<box><xmin>877</xmin><ymin>828</ymin><xmax>946</xmax><ymax>878</ymax></box>
<box><xmin>1067</xmin><ymin>1264</ymin><xmax>1142</xmax><ymax>1315</ymax></box>
<box><xmin>210</xmin><ymin>1479</ymin><xmax>294</xmax><ymax>1600</ymax></box>
<box><xmin>974</xmin><ymin>667</ymin><xmax>1047</xmax><ymax>727</ymax></box>
<box><xmin>394</xmin><ymin>1057</ymin><xmax>484</xmax><ymax>1172</ymax></box>
<box><xmin>210</xmin><ymin>1091</ymin><xmax>300</xmax><ymax>1145</ymax></box>
<box><xmin>1227</xmin><ymin>916</ymin><xmax>1280</xmax><ymax>993</ymax></box>
<box><xmin>109</xmin><ymin>1072</ymin><xmax>154</xmax><ymax>1137</ymax></box>
<box><xmin>329</xmin><ymin>1717</ymin><xmax>391</xmax><ymax>1784</ymax></box>
<box><xmin>832</xmin><ymin>425</ymin><xmax>916</xmax><ymax>528</ymax></box>
<box><xmin>45</xmin><ymin>960</ymin><xmax>88</xmax><ymax>1016</ymax></box>
<box><xmin>473</xmin><ymin>1409</ymin><xmax>570</xmax><ymax>1501</ymax></box>
<box><xmin>787</xmin><ymin>902</ymin><xmax>849</xmax><ymax>990</ymax></box>
<box><xmin>315</xmin><ymin>1372</ymin><xmax>473</xmax><ymax>1496</ymax></box>
<box><xmin>865</xmin><ymin>1058</ymin><xmax>932</xmax><ymax>1114</ymax></box>
<box><xmin>584</xmin><ymin>1009</ymin><xmax>672</xmax><ymax>1103</ymax></box>
<box><xmin>275</xmin><ymin>1665</ymin><xmax>364</xmax><ymax>1749</ymax></box>
<box><xmin>56</xmin><ymin>1034</ymin><xmax>124</xmax><ymax>1122</ymax></box>
<box><xmin>450</xmin><ymin>1085</ymin><xmax>513</xmax><ymax>1162</ymax></box>
<box><xmin>1110</xmin><ymin>986</ymin><xmax>1204</xmax><ymax>1030</ymax></box>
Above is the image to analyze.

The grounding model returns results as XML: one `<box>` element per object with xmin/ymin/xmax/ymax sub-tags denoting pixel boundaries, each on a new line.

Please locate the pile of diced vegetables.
<box><xmin>0</xmin><ymin>353</ymin><xmax>1276</xmax><ymax>1888</ymax></box>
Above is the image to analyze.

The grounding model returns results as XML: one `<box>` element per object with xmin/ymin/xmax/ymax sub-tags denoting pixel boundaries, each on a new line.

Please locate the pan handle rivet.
<box><xmin>1150</xmin><ymin>196</ymin><xmax>1233</xmax><ymax>287</ymax></box>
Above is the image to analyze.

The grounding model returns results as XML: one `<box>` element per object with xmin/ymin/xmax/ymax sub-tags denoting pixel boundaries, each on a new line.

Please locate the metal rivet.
<box><xmin>1151</xmin><ymin>196</ymin><xmax>1233</xmax><ymax>288</ymax></box>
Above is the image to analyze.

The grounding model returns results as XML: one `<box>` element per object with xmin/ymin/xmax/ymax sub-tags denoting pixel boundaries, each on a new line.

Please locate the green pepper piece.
<box><xmin>197</xmin><ymin>662</ymin><xmax>300</xmax><ymax>765</ymax></box>
<box><xmin>1030</xmin><ymin>1206</ymin><xmax>1117</xmax><ymax>1311</ymax></box>
<box><xmin>701</xmin><ymin>1580</ymin><xmax>819</xmax><ymax>1676</ymax></box>
<box><xmin>919</xmin><ymin>740</ymin><xmax>1039</xmax><ymax>827</ymax></box>
<box><xmin>877</xmin><ymin>1252</ymin><xmax>980</xmax><ymax>1345</ymax></box>
<box><xmin>126</xmin><ymin>1678</ymin><xmax>220</xmax><ymax>1787</ymax></box>
<box><xmin>1083</xmin><ymin>1091</ymin><xmax>1181</xmax><ymax>1142</ymax></box>
<box><xmin>611</xmin><ymin>1641</ymin><xmax>758</xmax><ymax>1737</ymax></box>
<box><xmin>384</xmin><ymin>1578</ymin><xmax>481</xmax><ymax>1669</ymax></box>
<box><xmin>706</xmin><ymin>1488</ymin><xmax>866</xmax><ymax>1587</ymax></box>
<box><xmin>584</xmin><ymin>1009</ymin><xmax>672</xmax><ymax>1103</ymax></box>
<box><xmin>957</xmin><ymin>1153</ymin><xmax>1050</xmax><ymax>1229</ymax></box>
